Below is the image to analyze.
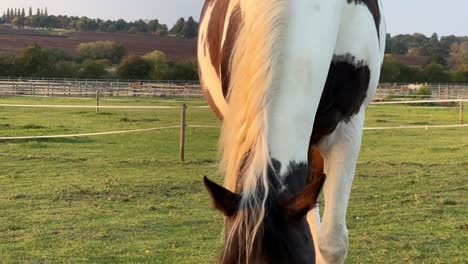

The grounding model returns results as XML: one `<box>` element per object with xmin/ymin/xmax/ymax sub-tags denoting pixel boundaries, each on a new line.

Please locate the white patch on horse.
<box><xmin>267</xmin><ymin>0</ymin><xmax>346</xmax><ymax>176</ymax></box>
<box><xmin>334</xmin><ymin>2</ymin><xmax>382</xmax><ymax>107</ymax></box>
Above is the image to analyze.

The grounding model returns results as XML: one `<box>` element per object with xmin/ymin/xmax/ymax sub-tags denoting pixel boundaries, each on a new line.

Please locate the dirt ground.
<box><xmin>0</xmin><ymin>26</ymin><xmax>197</xmax><ymax>60</ymax></box>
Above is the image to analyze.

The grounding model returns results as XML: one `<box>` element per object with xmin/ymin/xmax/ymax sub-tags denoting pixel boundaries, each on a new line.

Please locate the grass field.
<box><xmin>0</xmin><ymin>96</ymin><xmax>467</xmax><ymax>263</ymax></box>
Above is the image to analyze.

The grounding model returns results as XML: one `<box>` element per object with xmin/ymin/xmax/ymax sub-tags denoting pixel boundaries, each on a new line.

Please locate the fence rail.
<box><xmin>1</xmin><ymin>100</ymin><xmax>466</xmax><ymax>161</ymax></box>
<box><xmin>375</xmin><ymin>83</ymin><xmax>468</xmax><ymax>101</ymax></box>
<box><xmin>0</xmin><ymin>78</ymin><xmax>203</xmax><ymax>98</ymax></box>
<box><xmin>0</xmin><ymin>78</ymin><xmax>467</xmax><ymax>99</ymax></box>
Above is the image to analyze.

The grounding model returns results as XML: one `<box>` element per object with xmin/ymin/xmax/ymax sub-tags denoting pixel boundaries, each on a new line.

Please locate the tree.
<box><xmin>0</xmin><ymin>53</ymin><xmax>17</xmax><ymax>76</ymax></box>
<box><xmin>45</xmin><ymin>7</ymin><xmax>48</xmax><ymax>16</ymax></box>
<box><xmin>165</xmin><ymin>59</ymin><xmax>198</xmax><ymax>80</ymax></box>
<box><xmin>117</xmin><ymin>55</ymin><xmax>152</xmax><ymax>79</ymax></box>
<box><xmin>380</xmin><ymin>55</ymin><xmax>425</xmax><ymax>83</ymax></box>
<box><xmin>450</xmin><ymin>63</ymin><xmax>468</xmax><ymax>83</ymax></box>
<box><xmin>155</xmin><ymin>24</ymin><xmax>168</xmax><ymax>36</ymax></box>
<box><xmin>133</xmin><ymin>19</ymin><xmax>148</xmax><ymax>33</ymax></box>
<box><xmin>181</xmin><ymin>17</ymin><xmax>198</xmax><ymax>39</ymax></box>
<box><xmin>127</xmin><ymin>26</ymin><xmax>138</xmax><ymax>34</ymax></box>
<box><xmin>170</xmin><ymin>18</ymin><xmax>185</xmax><ymax>35</ymax></box>
<box><xmin>380</xmin><ymin>55</ymin><xmax>402</xmax><ymax>82</ymax></box>
<box><xmin>12</xmin><ymin>17</ymin><xmax>26</xmax><ymax>28</ymax></box>
<box><xmin>148</xmin><ymin>19</ymin><xmax>160</xmax><ymax>32</ymax></box>
<box><xmin>29</xmin><ymin>7</ymin><xmax>33</xmax><ymax>17</ymax></box>
<box><xmin>390</xmin><ymin>38</ymin><xmax>408</xmax><ymax>54</ymax></box>
<box><xmin>52</xmin><ymin>60</ymin><xmax>80</xmax><ymax>78</ymax></box>
<box><xmin>107</xmin><ymin>24</ymin><xmax>117</xmax><ymax>33</ymax></box>
<box><xmin>143</xmin><ymin>50</ymin><xmax>169</xmax><ymax>79</ymax></box>
<box><xmin>15</xmin><ymin>44</ymin><xmax>52</xmax><ymax>77</ymax></box>
<box><xmin>422</xmin><ymin>63</ymin><xmax>450</xmax><ymax>83</ymax></box>
<box><xmin>79</xmin><ymin>59</ymin><xmax>106</xmax><ymax>79</ymax></box>
<box><xmin>448</xmin><ymin>41</ymin><xmax>468</xmax><ymax>69</ymax></box>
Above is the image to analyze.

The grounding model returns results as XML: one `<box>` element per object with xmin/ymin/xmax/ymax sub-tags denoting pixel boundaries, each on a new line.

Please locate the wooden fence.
<box><xmin>0</xmin><ymin>78</ymin><xmax>467</xmax><ymax>99</ymax></box>
<box><xmin>0</xmin><ymin>78</ymin><xmax>203</xmax><ymax>97</ymax></box>
<box><xmin>375</xmin><ymin>83</ymin><xmax>468</xmax><ymax>101</ymax></box>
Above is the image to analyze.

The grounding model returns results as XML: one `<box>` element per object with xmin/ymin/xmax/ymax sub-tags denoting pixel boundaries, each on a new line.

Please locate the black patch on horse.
<box><xmin>311</xmin><ymin>54</ymin><xmax>371</xmax><ymax>145</ymax></box>
<box><xmin>347</xmin><ymin>0</ymin><xmax>381</xmax><ymax>40</ymax></box>
<box><xmin>261</xmin><ymin>161</ymin><xmax>315</xmax><ymax>264</ymax></box>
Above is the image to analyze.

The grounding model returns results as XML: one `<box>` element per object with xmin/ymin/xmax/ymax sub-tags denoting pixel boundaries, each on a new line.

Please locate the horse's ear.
<box><xmin>284</xmin><ymin>172</ymin><xmax>326</xmax><ymax>218</ymax></box>
<box><xmin>204</xmin><ymin>176</ymin><xmax>241</xmax><ymax>217</ymax></box>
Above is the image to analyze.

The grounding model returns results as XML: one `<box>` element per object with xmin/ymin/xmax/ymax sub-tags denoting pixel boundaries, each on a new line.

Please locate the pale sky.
<box><xmin>1</xmin><ymin>0</ymin><xmax>467</xmax><ymax>36</ymax></box>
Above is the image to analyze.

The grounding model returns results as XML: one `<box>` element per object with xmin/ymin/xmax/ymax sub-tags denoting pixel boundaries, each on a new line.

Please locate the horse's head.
<box><xmin>204</xmin><ymin>165</ymin><xmax>323</xmax><ymax>264</ymax></box>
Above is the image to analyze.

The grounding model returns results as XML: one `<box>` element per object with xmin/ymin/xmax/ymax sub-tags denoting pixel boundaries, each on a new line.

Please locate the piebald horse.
<box><xmin>198</xmin><ymin>0</ymin><xmax>385</xmax><ymax>263</ymax></box>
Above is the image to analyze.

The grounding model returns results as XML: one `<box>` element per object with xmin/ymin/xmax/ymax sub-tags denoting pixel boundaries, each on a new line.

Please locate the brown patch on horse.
<box><xmin>204</xmin><ymin>0</ymin><xmax>230</xmax><ymax>76</ymax></box>
<box><xmin>285</xmin><ymin>148</ymin><xmax>326</xmax><ymax>217</ymax></box>
<box><xmin>201</xmin><ymin>0</ymin><xmax>243</xmax><ymax>99</ymax></box>
<box><xmin>199</xmin><ymin>74</ymin><xmax>224</xmax><ymax>120</ymax></box>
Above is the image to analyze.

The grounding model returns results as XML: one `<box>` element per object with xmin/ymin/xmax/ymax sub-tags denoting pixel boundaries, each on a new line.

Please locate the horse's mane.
<box><xmin>219</xmin><ymin>0</ymin><xmax>287</xmax><ymax>263</ymax></box>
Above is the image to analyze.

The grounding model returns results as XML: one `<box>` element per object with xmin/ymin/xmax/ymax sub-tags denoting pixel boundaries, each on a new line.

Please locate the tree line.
<box><xmin>382</xmin><ymin>33</ymin><xmax>468</xmax><ymax>83</ymax></box>
<box><xmin>0</xmin><ymin>42</ymin><xmax>198</xmax><ymax>80</ymax></box>
<box><xmin>0</xmin><ymin>7</ymin><xmax>198</xmax><ymax>38</ymax></box>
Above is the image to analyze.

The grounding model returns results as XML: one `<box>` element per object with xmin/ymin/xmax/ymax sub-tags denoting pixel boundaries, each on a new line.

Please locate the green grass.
<box><xmin>0</xmin><ymin>96</ymin><xmax>467</xmax><ymax>263</ymax></box>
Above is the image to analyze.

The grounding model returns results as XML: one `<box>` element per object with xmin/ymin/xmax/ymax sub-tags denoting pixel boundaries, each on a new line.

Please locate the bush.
<box><xmin>77</xmin><ymin>41</ymin><xmax>127</xmax><ymax>64</ymax></box>
<box><xmin>414</xmin><ymin>85</ymin><xmax>432</xmax><ymax>98</ymax></box>
<box><xmin>79</xmin><ymin>59</ymin><xmax>106</xmax><ymax>79</ymax></box>
<box><xmin>143</xmin><ymin>51</ymin><xmax>169</xmax><ymax>80</ymax></box>
<box><xmin>15</xmin><ymin>44</ymin><xmax>53</xmax><ymax>77</ymax></box>
<box><xmin>0</xmin><ymin>53</ymin><xmax>17</xmax><ymax>76</ymax></box>
<box><xmin>422</xmin><ymin>63</ymin><xmax>450</xmax><ymax>83</ymax></box>
<box><xmin>117</xmin><ymin>55</ymin><xmax>152</xmax><ymax>80</ymax></box>
<box><xmin>164</xmin><ymin>59</ymin><xmax>198</xmax><ymax>80</ymax></box>
<box><xmin>52</xmin><ymin>60</ymin><xmax>80</xmax><ymax>78</ymax></box>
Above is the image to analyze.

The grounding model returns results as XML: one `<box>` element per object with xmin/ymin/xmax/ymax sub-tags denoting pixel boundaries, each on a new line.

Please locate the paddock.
<box><xmin>0</xmin><ymin>95</ymin><xmax>466</xmax><ymax>263</ymax></box>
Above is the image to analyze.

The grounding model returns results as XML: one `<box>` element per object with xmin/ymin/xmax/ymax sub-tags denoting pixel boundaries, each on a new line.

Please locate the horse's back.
<box><xmin>198</xmin><ymin>0</ymin><xmax>384</xmax><ymax>126</ymax></box>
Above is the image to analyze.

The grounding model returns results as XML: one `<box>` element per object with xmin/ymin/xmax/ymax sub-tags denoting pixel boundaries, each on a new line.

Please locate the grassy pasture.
<box><xmin>0</xmin><ymin>97</ymin><xmax>467</xmax><ymax>263</ymax></box>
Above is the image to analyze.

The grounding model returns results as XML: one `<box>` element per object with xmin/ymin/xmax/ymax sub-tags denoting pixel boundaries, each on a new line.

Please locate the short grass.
<box><xmin>0</xmin><ymin>96</ymin><xmax>466</xmax><ymax>263</ymax></box>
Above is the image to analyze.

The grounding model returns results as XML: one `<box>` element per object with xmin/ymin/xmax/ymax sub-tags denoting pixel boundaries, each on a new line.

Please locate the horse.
<box><xmin>198</xmin><ymin>0</ymin><xmax>385</xmax><ymax>263</ymax></box>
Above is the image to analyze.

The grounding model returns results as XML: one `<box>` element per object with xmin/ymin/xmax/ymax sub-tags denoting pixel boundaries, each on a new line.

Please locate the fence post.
<box><xmin>180</xmin><ymin>104</ymin><xmax>187</xmax><ymax>162</ymax></box>
<box><xmin>460</xmin><ymin>97</ymin><xmax>464</xmax><ymax>125</ymax></box>
<box><xmin>96</xmin><ymin>91</ymin><xmax>100</xmax><ymax>113</ymax></box>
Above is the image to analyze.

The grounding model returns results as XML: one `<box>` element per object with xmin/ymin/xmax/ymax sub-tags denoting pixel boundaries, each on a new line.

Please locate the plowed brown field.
<box><xmin>0</xmin><ymin>26</ymin><xmax>197</xmax><ymax>60</ymax></box>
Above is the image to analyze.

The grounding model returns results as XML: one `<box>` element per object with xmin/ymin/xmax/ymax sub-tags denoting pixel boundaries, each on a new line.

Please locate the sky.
<box><xmin>1</xmin><ymin>0</ymin><xmax>467</xmax><ymax>36</ymax></box>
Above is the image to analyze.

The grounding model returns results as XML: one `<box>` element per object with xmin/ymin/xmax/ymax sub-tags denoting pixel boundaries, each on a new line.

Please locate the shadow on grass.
<box><xmin>21</xmin><ymin>124</ymin><xmax>47</xmax><ymax>129</ymax></box>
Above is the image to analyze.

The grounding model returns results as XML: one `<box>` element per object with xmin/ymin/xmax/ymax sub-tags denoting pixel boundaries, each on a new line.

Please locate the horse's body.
<box><xmin>198</xmin><ymin>0</ymin><xmax>385</xmax><ymax>263</ymax></box>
